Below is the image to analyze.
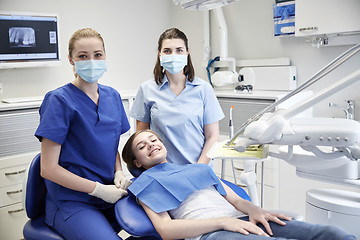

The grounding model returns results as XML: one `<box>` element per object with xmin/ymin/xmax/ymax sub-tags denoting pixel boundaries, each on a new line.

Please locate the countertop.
<box><xmin>0</xmin><ymin>89</ymin><xmax>138</xmax><ymax>112</ymax></box>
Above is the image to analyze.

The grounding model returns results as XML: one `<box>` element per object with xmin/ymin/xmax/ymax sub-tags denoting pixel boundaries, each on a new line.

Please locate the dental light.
<box><xmin>173</xmin><ymin>0</ymin><xmax>239</xmax><ymax>11</ymax></box>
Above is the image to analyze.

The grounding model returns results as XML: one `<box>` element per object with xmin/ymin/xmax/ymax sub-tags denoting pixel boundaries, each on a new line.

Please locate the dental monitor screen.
<box><xmin>0</xmin><ymin>12</ymin><xmax>60</xmax><ymax>69</ymax></box>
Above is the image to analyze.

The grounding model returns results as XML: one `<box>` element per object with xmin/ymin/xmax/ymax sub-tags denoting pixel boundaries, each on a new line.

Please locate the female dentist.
<box><xmin>130</xmin><ymin>28</ymin><xmax>224</xmax><ymax>166</ymax></box>
<box><xmin>35</xmin><ymin>28</ymin><xmax>131</xmax><ymax>240</ymax></box>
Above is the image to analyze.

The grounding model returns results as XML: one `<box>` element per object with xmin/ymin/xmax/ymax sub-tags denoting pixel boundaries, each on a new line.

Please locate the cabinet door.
<box><xmin>295</xmin><ymin>0</ymin><xmax>360</xmax><ymax>36</ymax></box>
<box><xmin>0</xmin><ymin>202</ymin><xmax>28</xmax><ymax>240</ymax></box>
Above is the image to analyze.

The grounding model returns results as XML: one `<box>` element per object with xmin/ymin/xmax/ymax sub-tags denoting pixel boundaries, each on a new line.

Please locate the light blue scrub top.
<box><xmin>35</xmin><ymin>83</ymin><xmax>130</xmax><ymax>224</ymax></box>
<box><xmin>130</xmin><ymin>76</ymin><xmax>224</xmax><ymax>165</ymax></box>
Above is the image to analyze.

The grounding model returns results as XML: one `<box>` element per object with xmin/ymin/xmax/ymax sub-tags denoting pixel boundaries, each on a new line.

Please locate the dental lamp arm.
<box><xmin>234</xmin><ymin>69</ymin><xmax>360</xmax><ymax>150</ymax></box>
<box><xmin>228</xmin><ymin>43</ymin><xmax>360</xmax><ymax>145</ymax></box>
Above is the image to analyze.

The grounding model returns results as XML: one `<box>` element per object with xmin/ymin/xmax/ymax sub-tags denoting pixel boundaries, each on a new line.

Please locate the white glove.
<box><xmin>89</xmin><ymin>182</ymin><xmax>128</xmax><ymax>203</ymax></box>
<box><xmin>114</xmin><ymin>170</ymin><xmax>132</xmax><ymax>189</ymax></box>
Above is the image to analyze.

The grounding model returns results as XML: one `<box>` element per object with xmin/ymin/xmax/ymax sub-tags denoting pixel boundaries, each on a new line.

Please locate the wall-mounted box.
<box><xmin>274</xmin><ymin>17</ymin><xmax>295</xmax><ymax>36</ymax></box>
<box><xmin>273</xmin><ymin>1</ymin><xmax>295</xmax><ymax>36</ymax></box>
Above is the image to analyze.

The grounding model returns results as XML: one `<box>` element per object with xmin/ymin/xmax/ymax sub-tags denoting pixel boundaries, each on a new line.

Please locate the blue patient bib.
<box><xmin>128</xmin><ymin>163</ymin><xmax>226</xmax><ymax>213</ymax></box>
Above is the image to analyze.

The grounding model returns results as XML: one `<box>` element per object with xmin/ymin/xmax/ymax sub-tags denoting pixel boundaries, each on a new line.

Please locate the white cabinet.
<box><xmin>0</xmin><ymin>152</ymin><xmax>38</xmax><ymax>240</ymax></box>
<box><xmin>0</xmin><ymin>105</ymin><xmax>41</xmax><ymax>240</ymax></box>
<box><xmin>295</xmin><ymin>0</ymin><xmax>360</xmax><ymax>37</ymax></box>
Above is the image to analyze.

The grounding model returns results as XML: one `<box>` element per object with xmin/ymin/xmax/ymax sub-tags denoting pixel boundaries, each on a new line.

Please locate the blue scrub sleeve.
<box><xmin>202</xmin><ymin>83</ymin><xmax>224</xmax><ymax>125</ymax></box>
<box><xmin>129</xmin><ymin>85</ymin><xmax>150</xmax><ymax>122</ymax></box>
<box><xmin>35</xmin><ymin>93</ymin><xmax>71</xmax><ymax>144</ymax></box>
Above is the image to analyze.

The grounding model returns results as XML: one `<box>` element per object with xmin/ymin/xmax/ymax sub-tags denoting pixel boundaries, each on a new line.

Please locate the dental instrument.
<box><xmin>229</xmin><ymin>105</ymin><xmax>234</xmax><ymax>138</ymax></box>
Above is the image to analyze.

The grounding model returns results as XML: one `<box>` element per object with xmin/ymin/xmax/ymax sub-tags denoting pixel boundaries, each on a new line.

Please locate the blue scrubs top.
<box><xmin>35</xmin><ymin>83</ymin><xmax>130</xmax><ymax>224</ymax></box>
<box><xmin>130</xmin><ymin>76</ymin><xmax>224</xmax><ymax>165</ymax></box>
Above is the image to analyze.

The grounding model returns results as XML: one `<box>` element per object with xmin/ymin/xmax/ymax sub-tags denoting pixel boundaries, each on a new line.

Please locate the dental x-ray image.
<box><xmin>9</xmin><ymin>27</ymin><xmax>36</xmax><ymax>47</ymax></box>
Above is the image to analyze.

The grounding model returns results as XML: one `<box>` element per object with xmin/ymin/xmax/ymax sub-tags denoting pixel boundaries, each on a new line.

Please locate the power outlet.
<box><xmin>0</xmin><ymin>82</ymin><xmax>2</xmax><ymax>94</ymax></box>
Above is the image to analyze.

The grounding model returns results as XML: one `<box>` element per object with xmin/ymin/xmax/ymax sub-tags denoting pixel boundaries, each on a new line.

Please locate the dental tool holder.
<box><xmin>329</xmin><ymin>100</ymin><xmax>355</xmax><ymax>120</ymax></box>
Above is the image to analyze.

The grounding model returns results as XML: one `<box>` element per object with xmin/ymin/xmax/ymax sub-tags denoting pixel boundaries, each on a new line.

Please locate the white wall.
<box><xmin>1</xmin><ymin>0</ymin><xmax>359</xmax><ymax>114</ymax></box>
<box><xmin>173</xmin><ymin>0</ymin><xmax>360</xmax><ymax>119</ymax></box>
<box><xmin>0</xmin><ymin>0</ymin><xmax>174</xmax><ymax>98</ymax></box>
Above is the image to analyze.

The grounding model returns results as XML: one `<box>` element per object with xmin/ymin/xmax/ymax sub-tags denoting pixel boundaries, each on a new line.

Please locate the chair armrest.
<box><xmin>114</xmin><ymin>194</ymin><xmax>161</xmax><ymax>238</ymax></box>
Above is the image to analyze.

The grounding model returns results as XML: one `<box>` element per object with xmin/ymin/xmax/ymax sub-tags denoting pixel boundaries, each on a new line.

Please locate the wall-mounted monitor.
<box><xmin>0</xmin><ymin>12</ymin><xmax>61</xmax><ymax>69</ymax></box>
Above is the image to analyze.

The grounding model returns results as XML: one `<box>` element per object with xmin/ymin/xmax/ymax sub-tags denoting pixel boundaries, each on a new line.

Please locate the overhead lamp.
<box><xmin>173</xmin><ymin>0</ymin><xmax>239</xmax><ymax>10</ymax></box>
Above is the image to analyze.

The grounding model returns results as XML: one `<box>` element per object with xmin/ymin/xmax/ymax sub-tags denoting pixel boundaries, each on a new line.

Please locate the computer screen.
<box><xmin>0</xmin><ymin>12</ymin><xmax>60</xmax><ymax>68</ymax></box>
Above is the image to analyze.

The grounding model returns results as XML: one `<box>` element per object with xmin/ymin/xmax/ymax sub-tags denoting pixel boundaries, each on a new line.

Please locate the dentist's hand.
<box><xmin>114</xmin><ymin>170</ymin><xmax>132</xmax><ymax>189</ymax></box>
<box><xmin>89</xmin><ymin>182</ymin><xmax>128</xmax><ymax>203</ymax></box>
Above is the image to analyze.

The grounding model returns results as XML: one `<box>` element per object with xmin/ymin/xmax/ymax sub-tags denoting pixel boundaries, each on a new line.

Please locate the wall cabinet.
<box><xmin>295</xmin><ymin>0</ymin><xmax>360</xmax><ymax>37</ymax></box>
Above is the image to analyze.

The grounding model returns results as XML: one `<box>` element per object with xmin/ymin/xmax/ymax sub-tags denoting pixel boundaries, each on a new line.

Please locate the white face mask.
<box><xmin>160</xmin><ymin>54</ymin><xmax>188</xmax><ymax>75</ymax></box>
<box><xmin>73</xmin><ymin>59</ymin><xmax>107</xmax><ymax>83</ymax></box>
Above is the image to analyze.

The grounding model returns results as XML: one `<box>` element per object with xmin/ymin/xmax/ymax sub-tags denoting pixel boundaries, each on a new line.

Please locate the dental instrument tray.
<box><xmin>208</xmin><ymin>141</ymin><xmax>268</xmax><ymax>160</ymax></box>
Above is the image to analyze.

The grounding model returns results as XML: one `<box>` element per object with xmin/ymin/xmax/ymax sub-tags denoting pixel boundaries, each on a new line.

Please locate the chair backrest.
<box><xmin>23</xmin><ymin>153</ymin><xmax>47</xmax><ymax>219</ymax></box>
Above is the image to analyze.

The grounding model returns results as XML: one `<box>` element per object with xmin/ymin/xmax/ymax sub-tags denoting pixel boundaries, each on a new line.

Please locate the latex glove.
<box><xmin>89</xmin><ymin>182</ymin><xmax>128</xmax><ymax>203</ymax></box>
<box><xmin>114</xmin><ymin>170</ymin><xmax>132</xmax><ymax>189</ymax></box>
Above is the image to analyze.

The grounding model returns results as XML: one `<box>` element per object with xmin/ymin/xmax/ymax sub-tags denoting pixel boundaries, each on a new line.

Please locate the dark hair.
<box><xmin>153</xmin><ymin>28</ymin><xmax>195</xmax><ymax>85</ymax></box>
<box><xmin>122</xmin><ymin>129</ymin><xmax>163</xmax><ymax>169</ymax></box>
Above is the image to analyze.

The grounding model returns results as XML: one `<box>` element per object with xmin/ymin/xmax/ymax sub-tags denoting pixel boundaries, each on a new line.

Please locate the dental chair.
<box><xmin>114</xmin><ymin>165</ymin><xmax>251</xmax><ymax>239</ymax></box>
<box><xmin>22</xmin><ymin>153</ymin><xmax>64</xmax><ymax>240</ymax></box>
<box><xmin>23</xmin><ymin>153</ymin><xmax>131</xmax><ymax>240</ymax></box>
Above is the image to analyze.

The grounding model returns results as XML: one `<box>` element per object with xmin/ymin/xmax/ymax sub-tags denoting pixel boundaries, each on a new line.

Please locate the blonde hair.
<box><xmin>68</xmin><ymin>28</ymin><xmax>105</xmax><ymax>58</ymax></box>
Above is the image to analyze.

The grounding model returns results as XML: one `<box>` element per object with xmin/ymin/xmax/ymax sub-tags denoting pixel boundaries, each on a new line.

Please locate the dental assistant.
<box><xmin>130</xmin><ymin>28</ymin><xmax>224</xmax><ymax>166</ymax></box>
<box><xmin>35</xmin><ymin>28</ymin><xmax>131</xmax><ymax>240</ymax></box>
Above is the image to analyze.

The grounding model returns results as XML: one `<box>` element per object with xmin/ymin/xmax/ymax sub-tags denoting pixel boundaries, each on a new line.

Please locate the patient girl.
<box><xmin>122</xmin><ymin>129</ymin><xmax>356</xmax><ymax>240</ymax></box>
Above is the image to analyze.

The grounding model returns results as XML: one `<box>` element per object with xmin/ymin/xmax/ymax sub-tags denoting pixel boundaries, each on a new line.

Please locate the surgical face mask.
<box><xmin>160</xmin><ymin>54</ymin><xmax>188</xmax><ymax>75</ymax></box>
<box><xmin>73</xmin><ymin>59</ymin><xmax>107</xmax><ymax>83</ymax></box>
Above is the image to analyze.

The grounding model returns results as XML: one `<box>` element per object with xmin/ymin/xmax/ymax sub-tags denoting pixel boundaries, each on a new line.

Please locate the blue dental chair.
<box><xmin>114</xmin><ymin>166</ymin><xmax>251</xmax><ymax>239</ymax></box>
<box><xmin>22</xmin><ymin>153</ymin><xmax>64</xmax><ymax>240</ymax></box>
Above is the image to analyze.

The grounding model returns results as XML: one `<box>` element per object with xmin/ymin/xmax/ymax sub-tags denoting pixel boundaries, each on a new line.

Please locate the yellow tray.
<box><xmin>208</xmin><ymin>140</ymin><xmax>268</xmax><ymax>160</ymax></box>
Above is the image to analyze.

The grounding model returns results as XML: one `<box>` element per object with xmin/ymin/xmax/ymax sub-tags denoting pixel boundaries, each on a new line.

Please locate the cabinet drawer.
<box><xmin>0</xmin><ymin>202</ymin><xmax>28</xmax><ymax>240</ymax></box>
<box><xmin>0</xmin><ymin>183</ymin><xmax>23</xmax><ymax>207</ymax></box>
<box><xmin>0</xmin><ymin>109</ymin><xmax>40</xmax><ymax>158</ymax></box>
<box><xmin>0</xmin><ymin>163</ymin><xmax>28</xmax><ymax>188</ymax></box>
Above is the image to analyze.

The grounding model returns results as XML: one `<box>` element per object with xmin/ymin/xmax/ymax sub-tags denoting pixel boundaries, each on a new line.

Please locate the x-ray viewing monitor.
<box><xmin>0</xmin><ymin>12</ymin><xmax>61</xmax><ymax>69</ymax></box>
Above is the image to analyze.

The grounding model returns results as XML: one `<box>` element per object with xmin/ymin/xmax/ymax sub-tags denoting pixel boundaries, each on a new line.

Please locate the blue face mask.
<box><xmin>160</xmin><ymin>54</ymin><xmax>188</xmax><ymax>75</ymax></box>
<box><xmin>73</xmin><ymin>59</ymin><xmax>107</xmax><ymax>83</ymax></box>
